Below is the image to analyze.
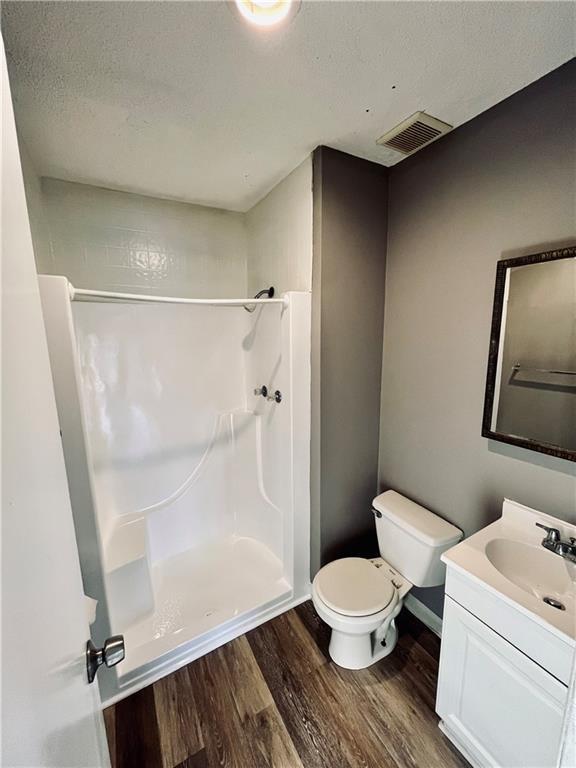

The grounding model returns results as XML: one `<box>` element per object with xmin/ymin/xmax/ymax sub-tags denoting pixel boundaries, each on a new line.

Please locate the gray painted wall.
<box><xmin>311</xmin><ymin>147</ymin><xmax>388</xmax><ymax>574</ymax></box>
<box><xmin>379</xmin><ymin>60</ymin><xmax>576</xmax><ymax>616</ymax></box>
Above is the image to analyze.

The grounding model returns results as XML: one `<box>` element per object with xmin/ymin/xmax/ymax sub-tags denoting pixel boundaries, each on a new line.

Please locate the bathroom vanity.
<box><xmin>436</xmin><ymin>499</ymin><xmax>575</xmax><ymax>768</ymax></box>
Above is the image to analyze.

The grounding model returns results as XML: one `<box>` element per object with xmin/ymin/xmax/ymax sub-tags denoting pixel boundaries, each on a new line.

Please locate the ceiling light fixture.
<box><xmin>234</xmin><ymin>0</ymin><xmax>297</xmax><ymax>28</ymax></box>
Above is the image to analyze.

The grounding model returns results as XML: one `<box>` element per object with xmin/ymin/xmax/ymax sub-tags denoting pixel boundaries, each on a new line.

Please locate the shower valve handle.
<box><xmin>267</xmin><ymin>390</ymin><xmax>282</xmax><ymax>404</ymax></box>
<box><xmin>254</xmin><ymin>385</ymin><xmax>268</xmax><ymax>398</ymax></box>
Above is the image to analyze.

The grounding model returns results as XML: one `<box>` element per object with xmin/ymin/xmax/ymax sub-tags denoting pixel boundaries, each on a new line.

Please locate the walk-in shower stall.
<box><xmin>39</xmin><ymin>275</ymin><xmax>311</xmax><ymax>702</ymax></box>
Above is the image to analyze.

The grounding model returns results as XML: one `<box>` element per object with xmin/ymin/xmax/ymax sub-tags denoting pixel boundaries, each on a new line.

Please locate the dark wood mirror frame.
<box><xmin>482</xmin><ymin>245</ymin><xmax>576</xmax><ymax>462</ymax></box>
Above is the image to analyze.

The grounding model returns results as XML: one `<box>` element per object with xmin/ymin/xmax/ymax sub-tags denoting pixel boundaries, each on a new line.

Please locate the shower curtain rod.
<box><xmin>68</xmin><ymin>283</ymin><xmax>289</xmax><ymax>307</ymax></box>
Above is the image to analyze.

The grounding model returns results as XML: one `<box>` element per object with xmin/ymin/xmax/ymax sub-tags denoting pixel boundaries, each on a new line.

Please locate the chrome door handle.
<box><xmin>86</xmin><ymin>635</ymin><xmax>125</xmax><ymax>683</ymax></box>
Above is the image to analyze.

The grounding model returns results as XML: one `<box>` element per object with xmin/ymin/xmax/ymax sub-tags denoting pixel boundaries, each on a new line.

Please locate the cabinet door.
<box><xmin>437</xmin><ymin>597</ymin><xmax>567</xmax><ymax>768</ymax></box>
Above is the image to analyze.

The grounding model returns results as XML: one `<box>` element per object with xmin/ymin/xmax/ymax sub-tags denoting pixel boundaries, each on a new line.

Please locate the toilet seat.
<box><xmin>314</xmin><ymin>557</ymin><xmax>395</xmax><ymax>617</ymax></box>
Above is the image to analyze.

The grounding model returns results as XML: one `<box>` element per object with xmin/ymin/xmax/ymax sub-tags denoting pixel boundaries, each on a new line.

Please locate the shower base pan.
<box><xmin>109</xmin><ymin>535</ymin><xmax>292</xmax><ymax>695</ymax></box>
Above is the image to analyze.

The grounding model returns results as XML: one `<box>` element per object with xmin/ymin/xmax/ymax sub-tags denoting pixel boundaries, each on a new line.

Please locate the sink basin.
<box><xmin>441</xmin><ymin>499</ymin><xmax>576</xmax><ymax>643</ymax></box>
<box><xmin>485</xmin><ymin>537</ymin><xmax>574</xmax><ymax>614</ymax></box>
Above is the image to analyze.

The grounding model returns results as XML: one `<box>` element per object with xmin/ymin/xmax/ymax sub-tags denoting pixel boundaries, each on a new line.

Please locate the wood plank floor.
<box><xmin>104</xmin><ymin>602</ymin><xmax>469</xmax><ymax>768</ymax></box>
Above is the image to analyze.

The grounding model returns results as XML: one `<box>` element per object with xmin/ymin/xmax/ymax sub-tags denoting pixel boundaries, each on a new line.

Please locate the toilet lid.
<box><xmin>314</xmin><ymin>557</ymin><xmax>395</xmax><ymax>617</ymax></box>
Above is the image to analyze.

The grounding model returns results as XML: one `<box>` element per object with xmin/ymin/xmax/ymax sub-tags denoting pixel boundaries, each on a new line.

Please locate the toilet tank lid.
<box><xmin>373</xmin><ymin>491</ymin><xmax>462</xmax><ymax>547</ymax></box>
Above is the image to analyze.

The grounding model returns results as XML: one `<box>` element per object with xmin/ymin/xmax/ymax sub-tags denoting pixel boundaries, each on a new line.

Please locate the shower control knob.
<box><xmin>86</xmin><ymin>635</ymin><xmax>125</xmax><ymax>684</ymax></box>
<box><xmin>267</xmin><ymin>390</ymin><xmax>282</xmax><ymax>404</ymax></box>
<box><xmin>254</xmin><ymin>385</ymin><xmax>268</xmax><ymax>398</ymax></box>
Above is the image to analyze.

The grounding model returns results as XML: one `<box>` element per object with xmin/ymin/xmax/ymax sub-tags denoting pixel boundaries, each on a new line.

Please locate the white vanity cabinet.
<box><xmin>435</xmin><ymin>500</ymin><xmax>576</xmax><ymax>768</ymax></box>
<box><xmin>437</xmin><ymin>596</ymin><xmax>567</xmax><ymax>768</ymax></box>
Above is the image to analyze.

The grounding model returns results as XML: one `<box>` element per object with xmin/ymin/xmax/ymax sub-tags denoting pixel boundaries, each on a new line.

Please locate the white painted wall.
<box><xmin>246</xmin><ymin>157</ymin><xmax>313</xmax><ymax>296</ymax></box>
<box><xmin>19</xmin><ymin>136</ymin><xmax>51</xmax><ymax>266</ymax></box>
<box><xmin>38</xmin><ymin>178</ymin><xmax>248</xmax><ymax>297</ymax></box>
<box><xmin>21</xmin><ymin>158</ymin><xmax>314</xmax><ymax>301</ymax></box>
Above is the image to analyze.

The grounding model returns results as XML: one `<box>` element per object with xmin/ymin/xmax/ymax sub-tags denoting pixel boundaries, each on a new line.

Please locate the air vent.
<box><xmin>377</xmin><ymin>111</ymin><xmax>452</xmax><ymax>156</ymax></box>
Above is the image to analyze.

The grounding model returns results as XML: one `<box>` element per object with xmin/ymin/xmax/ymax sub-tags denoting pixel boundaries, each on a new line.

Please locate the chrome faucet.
<box><xmin>536</xmin><ymin>523</ymin><xmax>576</xmax><ymax>563</ymax></box>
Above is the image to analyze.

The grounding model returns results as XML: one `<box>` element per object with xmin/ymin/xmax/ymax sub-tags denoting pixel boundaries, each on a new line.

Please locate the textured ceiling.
<box><xmin>2</xmin><ymin>1</ymin><xmax>574</xmax><ymax>211</ymax></box>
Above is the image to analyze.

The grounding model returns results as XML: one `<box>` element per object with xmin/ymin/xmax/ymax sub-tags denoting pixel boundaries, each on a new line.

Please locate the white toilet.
<box><xmin>312</xmin><ymin>490</ymin><xmax>462</xmax><ymax>669</ymax></box>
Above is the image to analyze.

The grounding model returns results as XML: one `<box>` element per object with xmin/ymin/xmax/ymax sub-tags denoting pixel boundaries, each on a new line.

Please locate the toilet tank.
<box><xmin>373</xmin><ymin>491</ymin><xmax>462</xmax><ymax>587</ymax></box>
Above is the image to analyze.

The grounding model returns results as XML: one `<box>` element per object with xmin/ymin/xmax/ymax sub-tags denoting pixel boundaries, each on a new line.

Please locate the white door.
<box><xmin>1</xmin><ymin>38</ymin><xmax>110</xmax><ymax>768</ymax></box>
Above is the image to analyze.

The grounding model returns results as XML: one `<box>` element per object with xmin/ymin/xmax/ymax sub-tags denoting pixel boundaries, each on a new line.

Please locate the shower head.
<box><xmin>254</xmin><ymin>287</ymin><xmax>274</xmax><ymax>299</ymax></box>
<box><xmin>244</xmin><ymin>287</ymin><xmax>275</xmax><ymax>312</ymax></box>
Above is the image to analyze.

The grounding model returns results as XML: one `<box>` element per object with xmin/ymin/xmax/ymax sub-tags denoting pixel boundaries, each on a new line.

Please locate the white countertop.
<box><xmin>442</xmin><ymin>499</ymin><xmax>576</xmax><ymax>645</ymax></box>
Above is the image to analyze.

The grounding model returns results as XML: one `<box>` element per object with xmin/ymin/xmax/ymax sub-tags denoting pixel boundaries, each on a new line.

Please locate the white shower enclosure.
<box><xmin>39</xmin><ymin>275</ymin><xmax>311</xmax><ymax>703</ymax></box>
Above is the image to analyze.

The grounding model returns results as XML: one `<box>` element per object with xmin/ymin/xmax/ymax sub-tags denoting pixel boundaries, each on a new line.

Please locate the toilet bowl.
<box><xmin>312</xmin><ymin>556</ymin><xmax>411</xmax><ymax>669</ymax></box>
<box><xmin>313</xmin><ymin>491</ymin><xmax>462</xmax><ymax>670</ymax></box>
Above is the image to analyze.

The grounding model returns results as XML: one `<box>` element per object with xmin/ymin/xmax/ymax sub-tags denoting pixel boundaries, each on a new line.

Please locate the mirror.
<box><xmin>482</xmin><ymin>246</ymin><xmax>576</xmax><ymax>462</ymax></box>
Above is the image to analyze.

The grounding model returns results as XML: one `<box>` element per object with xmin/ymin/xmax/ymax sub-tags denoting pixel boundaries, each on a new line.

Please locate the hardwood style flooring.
<box><xmin>104</xmin><ymin>601</ymin><xmax>469</xmax><ymax>768</ymax></box>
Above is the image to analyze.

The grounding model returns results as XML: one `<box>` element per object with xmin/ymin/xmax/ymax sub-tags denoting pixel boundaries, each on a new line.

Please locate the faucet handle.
<box><xmin>266</xmin><ymin>389</ymin><xmax>282</xmax><ymax>404</ymax></box>
<box><xmin>535</xmin><ymin>523</ymin><xmax>560</xmax><ymax>542</ymax></box>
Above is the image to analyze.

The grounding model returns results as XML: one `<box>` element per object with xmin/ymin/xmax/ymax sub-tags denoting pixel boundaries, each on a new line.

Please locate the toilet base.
<box><xmin>328</xmin><ymin>619</ymin><xmax>399</xmax><ymax>670</ymax></box>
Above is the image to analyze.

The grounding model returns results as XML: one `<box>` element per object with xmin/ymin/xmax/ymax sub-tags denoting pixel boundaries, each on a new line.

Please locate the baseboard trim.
<box><xmin>405</xmin><ymin>594</ymin><xmax>443</xmax><ymax>637</ymax></box>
